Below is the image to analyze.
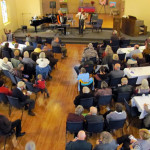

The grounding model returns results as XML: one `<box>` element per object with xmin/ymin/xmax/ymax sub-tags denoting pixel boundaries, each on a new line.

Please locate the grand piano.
<box><xmin>30</xmin><ymin>15</ymin><xmax>57</xmax><ymax>32</ymax></box>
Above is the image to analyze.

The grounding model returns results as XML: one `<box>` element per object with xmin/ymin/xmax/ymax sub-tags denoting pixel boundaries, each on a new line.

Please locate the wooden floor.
<box><xmin>0</xmin><ymin>44</ymin><xmax>140</xmax><ymax>150</ymax></box>
<box><xmin>68</xmin><ymin>14</ymin><xmax>114</xmax><ymax>29</ymax></box>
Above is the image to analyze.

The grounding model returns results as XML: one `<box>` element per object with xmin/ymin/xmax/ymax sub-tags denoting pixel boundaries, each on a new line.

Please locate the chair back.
<box><xmin>66</xmin><ymin>122</ymin><xmax>83</xmax><ymax>133</ymax></box>
<box><xmin>7</xmin><ymin>96</ymin><xmax>22</xmax><ymax>109</ymax></box>
<box><xmin>128</xmin><ymin>77</ymin><xmax>138</xmax><ymax>86</ymax></box>
<box><xmin>118</xmin><ymin>53</ymin><xmax>126</xmax><ymax>61</ymax></box>
<box><xmin>109</xmin><ymin>119</ymin><xmax>126</xmax><ymax>130</ymax></box>
<box><xmin>117</xmin><ymin>92</ymin><xmax>131</xmax><ymax>103</ymax></box>
<box><xmin>97</xmin><ymin>78</ymin><xmax>109</xmax><ymax>89</ymax></box>
<box><xmin>2</xmin><ymin>50</ymin><xmax>11</xmax><ymax>58</ymax></box>
<box><xmin>87</xmin><ymin>122</ymin><xmax>104</xmax><ymax>133</ymax></box>
<box><xmin>98</xmin><ymin>95</ymin><xmax>112</xmax><ymax>106</ymax></box>
<box><xmin>15</xmin><ymin>76</ymin><xmax>23</xmax><ymax>83</ymax></box>
<box><xmin>89</xmin><ymin>57</ymin><xmax>97</xmax><ymax>64</ymax></box>
<box><xmin>91</xmin><ymin>13</ymin><xmax>98</xmax><ymax>24</ymax></box>
<box><xmin>2</xmin><ymin>70</ymin><xmax>10</xmax><ymax>78</ymax></box>
<box><xmin>110</xmin><ymin>77</ymin><xmax>121</xmax><ymax>87</ymax></box>
<box><xmin>52</xmin><ymin>46</ymin><xmax>61</xmax><ymax>53</ymax></box>
<box><xmin>79</xmin><ymin>97</ymin><xmax>94</xmax><ymax>109</ymax></box>
<box><xmin>0</xmin><ymin>93</ymin><xmax>8</xmax><ymax>104</ymax></box>
<box><xmin>84</xmin><ymin>65</ymin><xmax>94</xmax><ymax>74</ymax></box>
<box><xmin>8</xmin><ymin>72</ymin><xmax>17</xmax><ymax>85</ymax></box>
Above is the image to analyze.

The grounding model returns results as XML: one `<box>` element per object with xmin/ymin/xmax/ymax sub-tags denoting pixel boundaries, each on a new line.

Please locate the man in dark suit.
<box><xmin>85</xmin><ymin>106</ymin><xmax>104</xmax><ymax>123</ymax></box>
<box><xmin>109</xmin><ymin>63</ymin><xmax>124</xmax><ymax>79</ymax></box>
<box><xmin>0</xmin><ymin>114</ymin><xmax>25</xmax><ymax>137</ymax></box>
<box><xmin>66</xmin><ymin>130</ymin><xmax>92</xmax><ymax>150</ymax></box>
<box><xmin>74</xmin><ymin>87</ymin><xmax>94</xmax><ymax>106</ymax></box>
<box><xmin>12</xmin><ymin>81</ymin><xmax>35</xmax><ymax>116</ymax></box>
<box><xmin>117</xmin><ymin>77</ymin><xmax>133</xmax><ymax>93</ymax></box>
<box><xmin>23</xmin><ymin>42</ymin><xmax>34</xmax><ymax>55</ymax></box>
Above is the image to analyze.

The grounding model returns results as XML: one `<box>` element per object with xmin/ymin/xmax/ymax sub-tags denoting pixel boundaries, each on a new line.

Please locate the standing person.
<box><xmin>57</xmin><ymin>10</ymin><xmax>67</xmax><ymax>35</ymax></box>
<box><xmin>76</xmin><ymin>8</ymin><xmax>87</xmax><ymax>35</ymax></box>
<box><xmin>4</xmin><ymin>28</ymin><xmax>13</xmax><ymax>41</ymax></box>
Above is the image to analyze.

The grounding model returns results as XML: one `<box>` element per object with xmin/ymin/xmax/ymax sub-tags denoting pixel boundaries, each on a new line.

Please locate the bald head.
<box><xmin>114</xmin><ymin>63</ymin><xmax>120</xmax><ymax>71</ymax></box>
<box><xmin>90</xmin><ymin>106</ymin><xmax>97</xmax><ymax>115</ymax></box>
<box><xmin>77</xmin><ymin>130</ymin><xmax>86</xmax><ymax>140</ymax></box>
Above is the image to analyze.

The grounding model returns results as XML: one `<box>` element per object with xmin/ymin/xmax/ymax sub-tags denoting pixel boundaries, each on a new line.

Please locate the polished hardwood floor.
<box><xmin>0</xmin><ymin>44</ymin><xmax>140</xmax><ymax>150</ymax></box>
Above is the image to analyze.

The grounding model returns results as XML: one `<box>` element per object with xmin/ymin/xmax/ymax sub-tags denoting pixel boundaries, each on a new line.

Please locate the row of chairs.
<box><xmin>66</xmin><ymin>119</ymin><xmax>126</xmax><ymax>142</ymax></box>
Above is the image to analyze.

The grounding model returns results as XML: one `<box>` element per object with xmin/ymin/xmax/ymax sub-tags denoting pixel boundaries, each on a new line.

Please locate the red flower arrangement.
<box><xmin>91</xmin><ymin>1</ymin><xmax>95</xmax><ymax>6</ymax></box>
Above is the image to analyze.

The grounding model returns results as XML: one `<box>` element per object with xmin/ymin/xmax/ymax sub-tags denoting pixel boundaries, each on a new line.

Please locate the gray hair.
<box><xmin>101</xmin><ymin>81</ymin><xmax>108</xmax><ymax>89</ymax></box>
<box><xmin>24</xmin><ymin>51</ymin><xmax>29</xmax><ymax>58</ymax></box>
<box><xmin>17</xmin><ymin>81</ymin><xmax>25</xmax><ymax>88</ymax></box>
<box><xmin>82</xmin><ymin>87</ymin><xmax>90</xmax><ymax>93</ymax></box>
<box><xmin>100</xmin><ymin>131</ymin><xmax>113</xmax><ymax>144</ymax></box>
<box><xmin>141</xmin><ymin>79</ymin><xmax>149</xmax><ymax>90</ymax></box>
<box><xmin>75</xmin><ymin>105</ymin><xmax>84</xmax><ymax>115</ymax></box>
<box><xmin>39</xmin><ymin>52</ymin><xmax>46</xmax><ymax>58</ymax></box>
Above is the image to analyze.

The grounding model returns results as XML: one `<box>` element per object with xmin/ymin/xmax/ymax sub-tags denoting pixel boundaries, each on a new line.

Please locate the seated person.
<box><xmin>34</xmin><ymin>44</ymin><xmax>42</xmax><ymax>53</ymax></box>
<box><xmin>93</xmin><ymin>131</ymin><xmax>118</xmax><ymax>150</ymax></box>
<box><xmin>109</xmin><ymin>63</ymin><xmax>124</xmax><ymax>79</ymax></box>
<box><xmin>102</xmin><ymin>45</ymin><xmax>113</xmax><ymax>69</ymax></box>
<box><xmin>22</xmin><ymin>51</ymin><xmax>36</xmax><ymax>68</ymax></box>
<box><xmin>94</xmin><ymin>66</ymin><xmax>108</xmax><ymax>87</ymax></box>
<box><xmin>143</xmin><ymin>104</ymin><xmax>150</xmax><ymax>129</ymax></box>
<box><xmin>112</xmin><ymin>54</ymin><xmax>121</xmax><ymax>69</ymax></box>
<box><xmin>143</xmin><ymin>37</ymin><xmax>150</xmax><ymax>56</ymax></box>
<box><xmin>85</xmin><ymin>106</ymin><xmax>104</xmax><ymax>124</ymax></box>
<box><xmin>0</xmin><ymin>114</ymin><xmax>25</xmax><ymax>137</ymax></box>
<box><xmin>11</xmin><ymin>50</ymin><xmax>22</xmax><ymax>68</ymax></box>
<box><xmin>33</xmin><ymin>74</ymin><xmax>49</xmax><ymax>98</ymax></box>
<box><xmin>0</xmin><ymin>57</ymin><xmax>13</xmax><ymax>70</ymax></box>
<box><xmin>94</xmin><ymin>81</ymin><xmax>112</xmax><ymax>97</ymax></box>
<box><xmin>74</xmin><ymin>87</ymin><xmax>94</xmax><ymax>106</ymax></box>
<box><xmin>0</xmin><ymin>80</ymin><xmax>12</xmax><ymax>103</ymax></box>
<box><xmin>42</xmin><ymin>44</ymin><xmax>58</xmax><ymax>69</ymax></box>
<box><xmin>74</xmin><ymin>59</ymin><xmax>94</xmax><ymax>75</ymax></box>
<box><xmin>2</xmin><ymin>42</ymin><xmax>13</xmax><ymax>57</ymax></box>
<box><xmin>77</xmin><ymin>68</ymin><xmax>94</xmax><ymax>92</ymax></box>
<box><xmin>135</xmin><ymin>79</ymin><xmax>150</xmax><ymax>94</ymax></box>
<box><xmin>66</xmin><ymin>130</ymin><xmax>92</xmax><ymax>150</ymax></box>
<box><xmin>129</xmin><ymin>45</ymin><xmax>141</xmax><ymax>58</ymax></box>
<box><xmin>13</xmin><ymin>43</ymin><xmax>20</xmax><ymax>53</ymax></box>
<box><xmin>12</xmin><ymin>81</ymin><xmax>35</xmax><ymax>116</ymax></box>
<box><xmin>82</xmin><ymin>43</ymin><xmax>99</xmax><ymax>62</ymax></box>
<box><xmin>10</xmin><ymin>64</ymin><xmax>28</xmax><ymax>81</ymax></box>
<box><xmin>117</xmin><ymin>129</ymin><xmax>150</xmax><ymax>150</ymax></box>
<box><xmin>114</xmin><ymin>77</ymin><xmax>133</xmax><ymax>94</ymax></box>
<box><xmin>23</xmin><ymin>42</ymin><xmax>34</xmax><ymax>55</ymax></box>
<box><xmin>110</xmin><ymin>30</ymin><xmax>119</xmax><ymax>41</ymax></box>
<box><xmin>106</xmin><ymin>103</ymin><xmax>127</xmax><ymax>123</ymax></box>
<box><xmin>36</xmin><ymin>52</ymin><xmax>50</xmax><ymax>68</ymax></box>
<box><xmin>67</xmin><ymin>105</ymin><xmax>84</xmax><ymax>122</ymax></box>
<box><xmin>51</xmin><ymin>37</ymin><xmax>67</xmax><ymax>58</ymax></box>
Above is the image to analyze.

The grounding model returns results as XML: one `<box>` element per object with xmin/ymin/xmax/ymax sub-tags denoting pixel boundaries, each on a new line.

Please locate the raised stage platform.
<box><xmin>14</xmin><ymin>14</ymin><xmax>150</xmax><ymax>44</ymax></box>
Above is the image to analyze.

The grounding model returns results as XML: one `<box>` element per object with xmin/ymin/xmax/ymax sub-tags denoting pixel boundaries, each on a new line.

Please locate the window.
<box><xmin>1</xmin><ymin>0</ymin><xmax>8</xmax><ymax>24</ymax></box>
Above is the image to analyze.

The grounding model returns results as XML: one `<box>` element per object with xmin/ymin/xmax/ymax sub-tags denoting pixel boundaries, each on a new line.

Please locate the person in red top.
<box><xmin>0</xmin><ymin>80</ymin><xmax>12</xmax><ymax>96</ymax></box>
<box><xmin>0</xmin><ymin>80</ymin><xmax>12</xmax><ymax>104</ymax></box>
<box><xmin>33</xmin><ymin>74</ymin><xmax>49</xmax><ymax>98</ymax></box>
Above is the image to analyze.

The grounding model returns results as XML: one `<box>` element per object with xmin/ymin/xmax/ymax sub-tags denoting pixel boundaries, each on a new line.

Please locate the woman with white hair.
<box><xmin>22</xmin><ymin>51</ymin><xmax>36</xmax><ymax>67</ymax></box>
<box><xmin>0</xmin><ymin>57</ymin><xmax>13</xmax><ymax>70</ymax></box>
<box><xmin>67</xmin><ymin>105</ymin><xmax>84</xmax><ymax>122</ymax></box>
<box><xmin>74</xmin><ymin>86</ymin><xmax>94</xmax><ymax>106</ymax></box>
<box><xmin>36</xmin><ymin>52</ymin><xmax>50</xmax><ymax>68</ymax></box>
<box><xmin>94</xmin><ymin>131</ymin><xmax>118</xmax><ymax>150</ymax></box>
<box><xmin>135</xmin><ymin>79</ymin><xmax>150</xmax><ymax>94</ymax></box>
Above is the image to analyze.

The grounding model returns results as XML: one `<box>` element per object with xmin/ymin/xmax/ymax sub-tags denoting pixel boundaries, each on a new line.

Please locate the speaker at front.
<box><xmin>50</xmin><ymin>1</ymin><xmax>56</xmax><ymax>8</ymax></box>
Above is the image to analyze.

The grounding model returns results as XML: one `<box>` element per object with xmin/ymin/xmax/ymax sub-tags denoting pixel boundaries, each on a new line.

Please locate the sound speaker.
<box><xmin>50</xmin><ymin>1</ymin><xmax>56</xmax><ymax>8</ymax></box>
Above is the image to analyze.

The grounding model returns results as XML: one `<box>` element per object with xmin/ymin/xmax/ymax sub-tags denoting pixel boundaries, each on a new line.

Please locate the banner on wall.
<box><xmin>110</xmin><ymin>2</ymin><xmax>116</xmax><ymax>8</ymax></box>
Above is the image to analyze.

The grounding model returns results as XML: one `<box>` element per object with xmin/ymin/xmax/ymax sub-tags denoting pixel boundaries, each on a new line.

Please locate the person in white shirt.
<box><xmin>36</xmin><ymin>52</ymin><xmax>50</xmax><ymax>68</ymax></box>
<box><xmin>0</xmin><ymin>57</ymin><xmax>13</xmax><ymax>71</ymax></box>
<box><xmin>76</xmin><ymin>8</ymin><xmax>87</xmax><ymax>34</ymax></box>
